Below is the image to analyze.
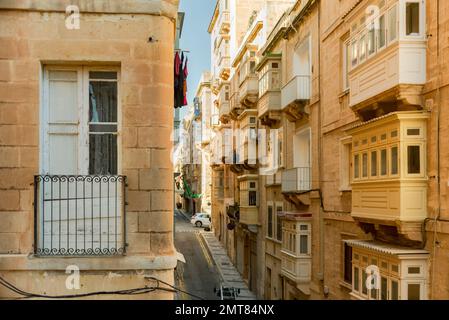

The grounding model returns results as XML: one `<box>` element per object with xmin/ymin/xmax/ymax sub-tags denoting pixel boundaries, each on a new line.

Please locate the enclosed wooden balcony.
<box><xmin>281</xmin><ymin>167</ymin><xmax>312</xmax><ymax>193</ymax></box>
<box><xmin>218</xmin><ymin>10</ymin><xmax>230</xmax><ymax>34</ymax></box>
<box><xmin>230</xmin><ymin>93</ymin><xmax>243</xmax><ymax>120</ymax></box>
<box><xmin>347</xmin><ymin>111</ymin><xmax>430</xmax><ymax>243</ymax></box>
<box><xmin>238</xmin><ymin>175</ymin><xmax>259</xmax><ymax>226</ymax></box>
<box><xmin>218</xmin><ymin>57</ymin><xmax>230</xmax><ymax>81</ymax></box>
<box><xmin>281</xmin><ymin>75</ymin><xmax>311</xmax><ymax>121</ymax></box>
<box><xmin>280</xmin><ymin>216</ymin><xmax>312</xmax><ymax>288</ymax></box>
<box><xmin>266</xmin><ymin>172</ymin><xmax>281</xmax><ymax>186</ymax></box>
<box><xmin>236</xmin><ymin>111</ymin><xmax>258</xmax><ymax>170</ymax></box>
<box><xmin>239</xmin><ymin>206</ymin><xmax>259</xmax><ymax>226</ymax></box>
<box><xmin>258</xmin><ymin>55</ymin><xmax>282</xmax><ymax>127</ymax></box>
<box><xmin>218</xmin><ymin>83</ymin><xmax>230</xmax><ymax>123</ymax></box>
<box><xmin>348</xmin><ymin>0</ymin><xmax>427</xmax><ymax>121</ymax></box>
<box><xmin>237</xmin><ymin>50</ymin><xmax>258</xmax><ymax>107</ymax></box>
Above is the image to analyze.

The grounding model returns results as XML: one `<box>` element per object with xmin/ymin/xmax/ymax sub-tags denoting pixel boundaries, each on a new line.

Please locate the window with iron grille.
<box><xmin>36</xmin><ymin>66</ymin><xmax>126</xmax><ymax>256</ymax></box>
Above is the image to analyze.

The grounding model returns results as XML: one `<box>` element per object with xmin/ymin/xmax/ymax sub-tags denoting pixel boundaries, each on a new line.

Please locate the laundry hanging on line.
<box><xmin>174</xmin><ymin>51</ymin><xmax>188</xmax><ymax>109</ymax></box>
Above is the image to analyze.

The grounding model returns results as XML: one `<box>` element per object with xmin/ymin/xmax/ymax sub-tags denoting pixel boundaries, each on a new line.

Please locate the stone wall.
<box><xmin>0</xmin><ymin>0</ymin><xmax>178</xmax><ymax>299</ymax></box>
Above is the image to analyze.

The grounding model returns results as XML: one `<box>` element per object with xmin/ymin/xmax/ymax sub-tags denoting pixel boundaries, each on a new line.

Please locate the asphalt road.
<box><xmin>174</xmin><ymin>210</ymin><xmax>221</xmax><ymax>300</ymax></box>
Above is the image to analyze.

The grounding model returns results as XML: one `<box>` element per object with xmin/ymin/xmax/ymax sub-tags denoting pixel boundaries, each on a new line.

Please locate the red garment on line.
<box><xmin>183</xmin><ymin>58</ymin><xmax>189</xmax><ymax>106</ymax></box>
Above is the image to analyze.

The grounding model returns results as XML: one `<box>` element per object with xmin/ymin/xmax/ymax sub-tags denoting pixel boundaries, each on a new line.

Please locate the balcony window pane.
<box><xmin>362</xmin><ymin>153</ymin><xmax>368</xmax><ymax>178</ymax></box>
<box><xmin>89</xmin><ymin>134</ymin><xmax>117</xmax><ymax>175</ymax></box>
<box><xmin>406</xmin><ymin>2</ymin><xmax>420</xmax><ymax>36</ymax></box>
<box><xmin>408</xmin><ymin>283</ymin><xmax>421</xmax><ymax>300</ymax></box>
<box><xmin>391</xmin><ymin>280</ymin><xmax>399</xmax><ymax>300</ymax></box>
<box><xmin>344</xmin><ymin>243</ymin><xmax>353</xmax><ymax>284</ymax></box>
<box><xmin>362</xmin><ymin>271</ymin><xmax>368</xmax><ymax>295</ymax></box>
<box><xmin>371</xmin><ymin>151</ymin><xmax>378</xmax><ymax>177</ymax></box>
<box><xmin>359</xmin><ymin>35</ymin><xmax>367</xmax><ymax>62</ymax></box>
<box><xmin>388</xmin><ymin>5</ymin><xmax>398</xmax><ymax>43</ymax></box>
<box><xmin>249</xmin><ymin>190</ymin><xmax>257</xmax><ymax>206</ymax></box>
<box><xmin>354</xmin><ymin>154</ymin><xmax>360</xmax><ymax>179</ymax></box>
<box><xmin>407</xmin><ymin>145</ymin><xmax>421</xmax><ymax>174</ymax></box>
<box><xmin>267</xmin><ymin>206</ymin><xmax>273</xmax><ymax>238</ymax></box>
<box><xmin>381</xmin><ymin>277</ymin><xmax>388</xmax><ymax>300</ymax></box>
<box><xmin>299</xmin><ymin>234</ymin><xmax>308</xmax><ymax>254</ymax></box>
<box><xmin>354</xmin><ymin>267</ymin><xmax>360</xmax><ymax>292</ymax></box>
<box><xmin>343</xmin><ymin>40</ymin><xmax>350</xmax><ymax>89</ymax></box>
<box><xmin>88</xmin><ymin>78</ymin><xmax>118</xmax><ymax>175</ymax></box>
<box><xmin>378</xmin><ymin>15</ymin><xmax>386</xmax><ymax>49</ymax></box>
<box><xmin>381</xmin><ymin>149</ymin><xmax>387</xmax><ymax>176</ymax></box>
<box><xmin>276</xmin><ymin>206</ymin><xmax>283</xmax><ymax>241</ymax></box>
<box><xmin>391</xmin><ymin>147</ymin><xmax>398</xmax><ymax>175</ymax></box>
<box><xmin>368</xmin><ymin>24</ymin><xmax>375</xmax><ymax>56</ymax></box>
<box><xmin>371</xmin><ymin>288</ymin><xmax>378</xmax><ymax>300</ymax></box>
<box><xmin>351</xmin><ymin>41</ymin><xmax>358</xmax><ymax>67</ymax></box>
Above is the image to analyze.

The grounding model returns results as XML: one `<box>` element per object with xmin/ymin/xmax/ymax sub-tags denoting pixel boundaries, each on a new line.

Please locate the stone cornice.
<box><xmin>0</xmin><ymin>0</ymin><xmax>179</xmax><ymax>20</ymax></box>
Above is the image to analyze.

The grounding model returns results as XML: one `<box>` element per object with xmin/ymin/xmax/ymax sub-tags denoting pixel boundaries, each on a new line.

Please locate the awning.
<box><xmin>344</xmin><ymin>240</ymin><xmax>429</xmax><ymax>256</ymax></box>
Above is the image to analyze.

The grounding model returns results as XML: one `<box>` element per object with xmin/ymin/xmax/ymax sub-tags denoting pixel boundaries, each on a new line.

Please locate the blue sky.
<box><xmin>178</xmin><ymin>0</ymin><xmax>216</xmax><ymax>119</ymax></box>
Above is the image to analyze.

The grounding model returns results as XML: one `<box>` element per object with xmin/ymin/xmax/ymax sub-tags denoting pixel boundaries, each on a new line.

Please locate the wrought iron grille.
<box><xmin>34</xmin><ymin>175</ymin><xmax>127</xmax><ymax>256</ymax></box>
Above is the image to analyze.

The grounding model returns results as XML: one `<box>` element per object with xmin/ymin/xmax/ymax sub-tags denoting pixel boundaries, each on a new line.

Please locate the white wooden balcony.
<box><xmin>258</xmin><ymin>57</ymin><xmax>282</xmax><ymax>126</ymax></box>
<box><xmin>281</xmin><ymin>167</ymin><xmax>312</xmax><ymax>193</ymax></box>
<box><xmin>281</xmin><ymin>75</ymin><xmax>311</xmax><ymax>121</ymax></box>
<box><xmin>218</xmin><ymin>10</ymin><xmax>230</xmax><ymax>34</ymax></box>
<box><xmin>281</xmin><ymin>252</ymin><xmax>312</xmax><ymax>284</ymax></box>
<box><xmin>347</xmin><ymin>0</ymin><xmax>427</xmax><ymax>119</ymax></box>
<box><xmin>281</xmin><ymin>75</ymin><xmax>311</xmax><ymax>108</ymax></box>
<box><xmin>238</xmin><ymin>176</ymin><xmax>259</xmax><ymax>226</ymax></box>
<box><xmin>239</xmin><ymin>75</ymin><xmax>258</xmax><ymax>107</ymax></box>
<box><xmin>218</xmin><ymin>56</ymin><xmax>230</xmax><ymax>81</ymax></box>
<box><xmin>281</xmin><ymin>219</ymin><xmax>312</xmax><ymax>284</ymax></box>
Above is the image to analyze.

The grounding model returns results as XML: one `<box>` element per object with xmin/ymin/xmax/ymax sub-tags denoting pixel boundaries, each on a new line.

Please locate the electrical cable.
<box><xmin>0</xmin><ymin>275</ymin><xmax>205</xmax><ymax>300</ymax></box>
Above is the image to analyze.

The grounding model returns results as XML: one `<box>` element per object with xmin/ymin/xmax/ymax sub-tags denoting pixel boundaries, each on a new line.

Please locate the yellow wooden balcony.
<box><xmin>347</xmin><ymin>111</ymin><xmax>429</xmax><ymax>241</ymax></box>
<box><xmin>239</xmin><ymin>206</ymin><xmax>259</xmax><ymax>226</ymax></box>
<box><xmin>238</xmin><ymin>175</ymin><xmax>259</xmax><ymax>225</ymax></box>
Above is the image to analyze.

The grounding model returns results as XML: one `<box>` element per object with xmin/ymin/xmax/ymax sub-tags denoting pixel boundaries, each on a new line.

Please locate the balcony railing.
<box><xmin>266</xmin><ymin>172</ymin><xmax>281</xmax><ymax>186</ymax></box>
<box><xmin>281</xmin><ymin>75</ymin><xmax>311</xmax><ymax>109</ymax></box>
<box><xmin>34</xmin><ymin>175</ymin><xmax>127</xmax><ymax>256</ymax></box>
<box><xmin>218</xmin><ymin>10</ymin><xmax>230</xmax><ymax>34</ymax></box>
<box><xmin>281</xmin><ymin>167</ymin><xmax>311</xmax><ymax>193</ymax></box>
<box><xmin>210</xmin><ymin>114</ymin><xmax>220</xmax><ymax>127</ymax></box>
<box><xmin>218</xmin><ymin>57</ymin><xmax>231</xmax><ymax>80</ymax></box>
<box><xmin>281</xmin><ymin>251</ymin><xmax>312</xmax><ymax>283</ymax></box>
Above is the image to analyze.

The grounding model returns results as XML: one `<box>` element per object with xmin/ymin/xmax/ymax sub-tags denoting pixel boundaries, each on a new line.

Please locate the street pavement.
<box><xmin>174</xmin><ymin>209</ymin><xmax>220</xmax><ymax>300</ymax></box>
<box><xmin>201</xmin><ymin>232</ymin><xmax>257</xmax><ymax>300</ymax></box>
<box><xmin>174</xmin><ymin>209</ymin><xmax>256</xmax><ymax>300</ymax></box>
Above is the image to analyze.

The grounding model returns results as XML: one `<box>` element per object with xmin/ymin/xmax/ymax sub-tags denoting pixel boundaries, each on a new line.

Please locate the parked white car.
<box><xmin>191</xmin><ymin>213</ymin><xmax>211</xmax><ymax>228</ymax></box>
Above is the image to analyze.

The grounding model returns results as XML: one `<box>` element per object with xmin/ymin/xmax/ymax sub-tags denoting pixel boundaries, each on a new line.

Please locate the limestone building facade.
<box><xmin>0</xmin><ymin>0</ymin><xmax>180</xmax><ymax>299</ymax></box>
<box><xmin>208</xmin><ymin>0</ymin><xmax>449</xmax><ymax>300</ymax></box>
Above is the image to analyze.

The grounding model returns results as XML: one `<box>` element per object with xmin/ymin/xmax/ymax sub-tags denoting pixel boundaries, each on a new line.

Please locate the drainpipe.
<box><xmin>317</xmin><ymin>0</ymin><xmax>324</xmax><ymax>284</ymax></box>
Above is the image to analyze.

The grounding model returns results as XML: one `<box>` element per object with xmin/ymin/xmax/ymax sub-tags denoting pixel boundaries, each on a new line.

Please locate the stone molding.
<box><xmin>0</xmin><ymin>253</ymin><xmax>180</xmax><ymax>271</ymax></box>
<box><xmin>0</xmin><ymin>0</ymin><xmax>179</xmax><ymax>20</ymax></box>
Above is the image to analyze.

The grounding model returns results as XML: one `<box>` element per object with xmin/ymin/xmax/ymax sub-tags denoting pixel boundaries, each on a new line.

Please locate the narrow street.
<box><xmin>174</xmin><ymin>210</ymin><xmax>220</xmax><ymax>300</ymax></box>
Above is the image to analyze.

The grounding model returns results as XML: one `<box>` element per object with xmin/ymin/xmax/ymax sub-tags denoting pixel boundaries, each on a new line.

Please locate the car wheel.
<box><xmin>195</xmin><ymin>221</ymin><xmax>202</xmax><ymax>228</ymax></box>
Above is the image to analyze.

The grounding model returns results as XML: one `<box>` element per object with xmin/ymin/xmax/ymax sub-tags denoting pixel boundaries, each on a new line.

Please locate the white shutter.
<box><xmin>45</xmin><ymin>69</ymin><xmax>80</xmax><ymax>175</ymax></box>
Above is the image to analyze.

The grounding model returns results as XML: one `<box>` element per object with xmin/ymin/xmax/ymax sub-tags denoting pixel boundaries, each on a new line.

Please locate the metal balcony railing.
<box><xmin>281</xmin><ymin>167</ymin><xmax>311</xmax><ymax>193</ymax></box>
<box><xmin>281</xmin><ymin>75</ymin><xmax>311</xmax><ymax>108</ymax></box>
<box><xmin>34</xmin><ymin>175</ymin><xmax>127</xmax><ymax>256</ymax></box>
